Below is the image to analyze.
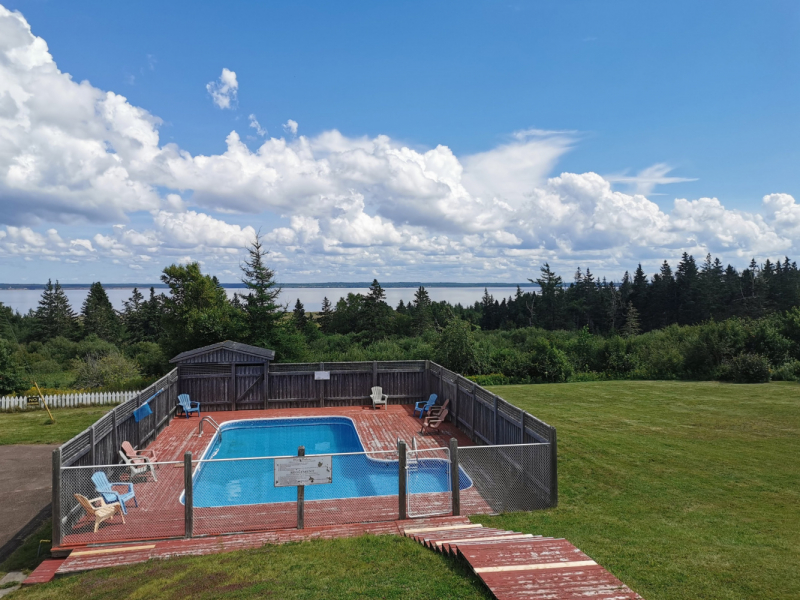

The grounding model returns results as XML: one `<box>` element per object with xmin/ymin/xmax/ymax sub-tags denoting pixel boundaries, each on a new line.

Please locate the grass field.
<box><xmin>478</xmin><ymin>380</ymin><xmax>800</xmax><ymax>600</ymax></box>
<box><xmin>3</xmin><ymin>381</ymin><xmax>798</xmax><ymax>599</ymax></box>
<box><xmin>8</xmin><ymin>535</ymin><xmax>491</xmax><ymax>600</ymax></box>
<box><xmin>0</xmin><ymin>406</ymin><xmax>112</xmax><ymax>446</ymax></box>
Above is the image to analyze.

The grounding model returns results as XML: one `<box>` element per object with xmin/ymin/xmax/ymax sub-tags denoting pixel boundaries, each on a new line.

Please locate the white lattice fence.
<box><xmin>0</xmin><ymin>390</ymin><xmax>140</xmax><ymax>411</ymax></box>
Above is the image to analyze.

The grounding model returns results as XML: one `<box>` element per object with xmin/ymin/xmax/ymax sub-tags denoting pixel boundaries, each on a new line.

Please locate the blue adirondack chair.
<box><xmin>91</xmin><ymin>472</ymin><xmax>137</xmax><ymax>515</ymax></box>
<box><xmin>413</xmin><ymin>394</ymin><xmax>438</xmax><ymax>419</ymax></box>
<box><xmin>178</xmin><ymin>394</ymin><xmax>200</xmax><ymax>418</ymax></box>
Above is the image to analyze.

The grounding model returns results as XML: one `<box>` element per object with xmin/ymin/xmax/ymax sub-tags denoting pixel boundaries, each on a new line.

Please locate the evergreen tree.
<box><xmin>121</xmin><ymin>287</ymin><xmax>146</xmax><ymax>341</ymax></box>
<box><xmin>479</xmin><ymin>288</ymin><xmax>495</xmax><ymax>330</ymax></box>
<box><xmin>675</xmin><ymin>252</ymin><xmax>700</xmax><ymax>325</ymax></box>
<box><xmin>532</xmin><ymin>263</ymin><xmax>563</xmax><ymax>329</ymax></box>
<box><xmin>621</xmin><ymin>302</ymin><xmax>641</xmax><ymax>338</ymax></box>
<box><xmin>240</xmin><ymin>235</ymin><xmax>283</xmax><ymax>343</ymax></box>
<box><xmin>362</xmin><ymin>279</ymin><xmax>392</xmax><ymax>340</ymax></box>
<box><xmin>291</xmin><ymin>298</ymin><xmax>307</xmax><ymax>330</ymax></box>
<box><xmin>318</xmin><ymin>297</ymin><xmax>333</xmax><ymax>333</ymax></box>
<box><xmin>412</xmin><ymin>286</ymin><xmax>433</xmax><ymax>334</ymax></box>
<box><xmin>81</xmin><ymin>282</ymin><xmax>120</xmax><ymax>341</ymax></box>
<box><xmin>34</xmin><ymin>279</ymin><xmax>76</xmax><ymax>339</ymax></box>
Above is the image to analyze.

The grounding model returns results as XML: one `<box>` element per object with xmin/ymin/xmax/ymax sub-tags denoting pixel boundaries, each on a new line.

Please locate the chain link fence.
<box><xmin>406</xmin><ymin>447</ymin><xmax>452</xmax><ymax>518</ymax></box>
<box><xmin>60</xmin><ymin>460</ymin><xmax>184</xmax><ymax>546</ymax></box>
<box><xmin>55</xmin><ymin>441</ymin><xmax>553</xmax><ymax>546</ymax></box>
<box><xmin>458</xmin><ymin>443</ymin><xmax>553</xmax><ymax>515</ymax></box>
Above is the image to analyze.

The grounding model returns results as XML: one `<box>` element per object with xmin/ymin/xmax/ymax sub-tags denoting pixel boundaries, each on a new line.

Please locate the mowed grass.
<box><xmin>476</xmin><ymin>381</ymin><xmax>800</xmax><ymax>600</ymax></box>
<box><xmin>5</xmin><ymin>382</ymin><xmax>799</xmax><ymax>599</ymax></box>
<box><xmin>0</xmin><ymin>406</ymin><xmax>113</xmax><ymax>445</ymax></box>
<box><xmin>12</xmin><ymin>535</ymin><xmax>491</xmax><ymax>600</ymax></box>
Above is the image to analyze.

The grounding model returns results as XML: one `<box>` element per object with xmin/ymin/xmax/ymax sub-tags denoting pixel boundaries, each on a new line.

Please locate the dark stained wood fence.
<box><xmin>266</xmin><ymin>361</ymin><xmax>425</xmax><ymax>409</ymax></box>
<box><xmin>58</xmin><ymin>369</ymin><xmax>179</xmax><ymax>467</ymax></box>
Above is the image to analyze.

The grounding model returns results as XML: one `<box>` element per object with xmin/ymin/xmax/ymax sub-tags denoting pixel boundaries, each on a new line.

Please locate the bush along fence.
<box><xmin>1</xmin><ymin>390</ymin><xmax>140</xmax><ymax>411</ymax></box>
<box><xmin>51</xmin><ymin>351</ymin><xmax>556</xmax><ymax>548</ymax></box>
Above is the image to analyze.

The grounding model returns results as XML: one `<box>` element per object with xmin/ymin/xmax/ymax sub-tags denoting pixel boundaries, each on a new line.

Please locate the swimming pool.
<box><xmin>187</xmin><ymin>417</ymin><xmax>472</xmax><ymax>508</ymax></box>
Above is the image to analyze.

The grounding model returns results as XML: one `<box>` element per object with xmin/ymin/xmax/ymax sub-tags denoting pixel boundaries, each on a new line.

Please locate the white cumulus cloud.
<box><xmin>206</xmin><ymin>68</ymin><xmax>238</xmax><ymax>109</ymax></box>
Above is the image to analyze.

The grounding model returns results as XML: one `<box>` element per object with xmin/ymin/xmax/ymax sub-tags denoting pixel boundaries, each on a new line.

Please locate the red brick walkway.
<box><xmin>59</xmin><ymin>405</ymin><xmax>485</xmax><ymax>548</ymax></box>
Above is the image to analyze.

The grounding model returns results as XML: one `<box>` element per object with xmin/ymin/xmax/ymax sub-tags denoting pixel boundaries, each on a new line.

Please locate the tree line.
<box><xmin>1</xmin><ymin>238</ymin><xmax>800</xmax><ymax>395</ymax></box>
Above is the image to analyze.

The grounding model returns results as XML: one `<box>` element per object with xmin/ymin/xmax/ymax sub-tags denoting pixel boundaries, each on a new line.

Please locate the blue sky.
<box><xmin>0</xmin><ymin>1</ymin><xmax>798</xmax><ymax>283</ymax></box>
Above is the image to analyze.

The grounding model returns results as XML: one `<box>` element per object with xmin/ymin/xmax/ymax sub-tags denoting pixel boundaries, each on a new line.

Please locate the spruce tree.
<box><xmin>318</xmin><ymin>297</ymin><xmax>333</xmax><ymax>333</ymax></box>
<box><xmin>412</xmin><ymin>286</ymin><xmax>433</xmax><ymax>333</ymax></box>
<box><xmin>363</xmin><ymin>279</ymin><xmax>391</xmax><ymax>340</ymax></box>
<box><xmin>291</xmin><ymin>298</ymin><xmax>307</xmax><ymax>330</ymax></box>
<box><xmin>240</xmin><ymin>235</ymin><xmax>283</xmax><ymax>343</ymax></box>
<box><xmin>621</xmin><ymin>302</ymin><xmax>641</xmax><ymax>338</ymax></box>
<box><xmin>532</xmin><ymin>263</ymin><xmax>563</xmax><ymax>329</ymax></box>
<box><xmin>82</xmin><ymin>282</ymin><xmax>120</xmax><ymax>341</ymax></box>
<box><xmin>35</xmin><ymin>279</ymin><xmax>76</xmax><ymax>339</ymax></box>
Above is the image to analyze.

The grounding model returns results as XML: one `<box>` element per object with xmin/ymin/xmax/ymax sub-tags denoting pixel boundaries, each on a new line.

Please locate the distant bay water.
<box><xmin>0</xmin><ymin>285</ymin><xmax>537</xmax><ymax>314</ymax></box>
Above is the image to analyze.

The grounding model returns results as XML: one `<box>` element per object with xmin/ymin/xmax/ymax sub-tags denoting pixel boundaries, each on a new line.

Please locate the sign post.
<box><xmin>274</xmin><ymin>448</ymin><xmax>333</xmax><ymax>530</ymax></box>
<box><xmin>297</xmin><ymin>446</ymin><xmax>305</xmax><ymax>529</ymax></box>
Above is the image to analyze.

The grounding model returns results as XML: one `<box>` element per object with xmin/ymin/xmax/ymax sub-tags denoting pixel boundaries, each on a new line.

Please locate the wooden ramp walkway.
<box><xmin>402</xmin><ymin>523</ymin><xmax>642</xmax><ymax>600</ymax></box>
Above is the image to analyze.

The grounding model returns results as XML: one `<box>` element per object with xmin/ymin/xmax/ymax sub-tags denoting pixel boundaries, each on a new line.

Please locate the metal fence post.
<box><xmin>550</xmin><ymin>427</ymin><xmax>558</xmax><ymax>507</ymax></box>
<box><xmin>184</xmin><ymin>452</ymin><xmax>193</xmax><ymax>538</ymax></box>
<box><xmin>449</xmin><ymin>438</ymin><xmax>460</xmax><ymax>516</ymax></box>
<box><xmin>297</xmin><ymin>446</ymin><xmax>305</xmax><ymax>529</ymax></box>
<box><xmin>52</xmin><ymin>448</ymin><xmax>62</xmax><ymax>547</ymax></box>
<box><xmin>398</xmin><ymin>439</ymin><xmax>407</xmax><ymax>520</ymax></box>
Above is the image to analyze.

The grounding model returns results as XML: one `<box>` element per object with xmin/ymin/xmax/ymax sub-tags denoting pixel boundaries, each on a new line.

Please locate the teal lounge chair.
<box><xmin>178</xmin><ymin>394</ymin><xmax>200</xmax><ymax>418</ymax></box>
<box><xmin>92</xmin><ymin>472</ymin><xmax>137</xmax><ymax>515</ymax></box>
<box><xmin>413</xmin><ymin>394</ymin><xmax>438</xmax><ymax>419</ymax></box>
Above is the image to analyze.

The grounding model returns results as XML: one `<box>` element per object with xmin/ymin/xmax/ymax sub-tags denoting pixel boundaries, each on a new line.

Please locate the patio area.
<box><xmin>58</xmin><ymin>405</ymin><xmax>492</xmax><ymax>549</ymax></box>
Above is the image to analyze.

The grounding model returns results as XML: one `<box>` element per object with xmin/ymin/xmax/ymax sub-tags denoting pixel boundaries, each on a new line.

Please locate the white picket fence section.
<box><xmin>0</xmin><ymin>390</ymin><xmax>140</xmax><ymax>411</ymax></box>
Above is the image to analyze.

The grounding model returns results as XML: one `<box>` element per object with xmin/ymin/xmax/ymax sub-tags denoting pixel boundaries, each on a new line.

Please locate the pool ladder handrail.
<box><xmin>198</xmin><ymin>416</ymin><xmax>222</xmax><ymax>439</ymax></box>
<box><xmin>408</xmin><ymin>437</ymin><xmax>418</xmax><ymax>468</ymax></box>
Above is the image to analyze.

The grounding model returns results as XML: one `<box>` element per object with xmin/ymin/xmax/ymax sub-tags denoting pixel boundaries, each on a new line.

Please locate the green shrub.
<box><xmin>0</xmin><ymin>338</ymin><xmax>28</xmax><ymax>395</ymax></box>
<box><xmin>436</xmin><ymin>319</ymin><xmax>481</xmax><ymax>375</ymax></box>
<box><xmin>128</xmin><ymin>342</ymin><xmax>169</xmax><ymax>377</ymax></box>
<box><xmin>527</xmin><ymin>339</ymin><xmax>572</xmax><ymax>383</ymax></box>
<box><xmin>772</xmin><ymin>359</ymin><xmax>800</xmax><ymax>382</ymax></box>
<box><xmin>719</xmin><ymin>353</ymin><xmax>771</xmax><ymax>383</ymax></box>
<box><xmin>73</xmin><ymin>352</ymin><xmax>142</xmax><ymax>389</ymax></box>
<box><xmin>467</xmin><ymin>373</ymin><xmax>511</xmax><ymax>386</ymax></box>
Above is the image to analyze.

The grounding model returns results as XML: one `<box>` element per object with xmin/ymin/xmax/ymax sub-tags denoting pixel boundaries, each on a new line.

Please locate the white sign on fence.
<box><xmin>274</xmin><ymin>455</ymin><xmax>332</xmax><ymax>487</ymax></box>
<box><xmin>314</xmin><ymin>371</ymin><xmax>330</xmax><ymax>380</ymax></box>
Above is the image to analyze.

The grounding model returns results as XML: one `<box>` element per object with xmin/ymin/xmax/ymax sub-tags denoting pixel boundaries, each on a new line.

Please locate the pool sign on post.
<box><xmin>274</xmin><ymin>453</ymin><xmax>333</xmax><ymax>487</ymax></box>
<box><xmin>275</xmin><ymin>447</ymin><xmax>332</xmax><ymax>530</ymax></box>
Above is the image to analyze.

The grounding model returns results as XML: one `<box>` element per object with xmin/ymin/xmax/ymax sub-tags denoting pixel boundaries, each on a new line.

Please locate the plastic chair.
<box><xmin>413</xmin><ymin>394</ymin><xmax>438</xmax><ymax>419</ymax></box>
<box><xmin>91</xmin><ymin>472</ymin><xmax>137</xmax><ymax>515</ymax></box>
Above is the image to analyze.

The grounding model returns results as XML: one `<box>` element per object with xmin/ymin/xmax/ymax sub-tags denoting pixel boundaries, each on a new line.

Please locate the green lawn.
<box><xmin>0</xmin><ymin>406</ymin><xmax>113</xmax><ymax>445</ymax></box>
<box><xmin>476</xmin><ymin>381</ymin><xmax>800</xmax><ymax>600</ymax></box>
<box><xmin>10</xmin><ymin>535</ymin><xmax>490</xmax><ymax>600</ymax></box>
<box><xmin>5</xmin><ymin>381</ymin><xmax>799</xmax><ymax>599</ymax></box>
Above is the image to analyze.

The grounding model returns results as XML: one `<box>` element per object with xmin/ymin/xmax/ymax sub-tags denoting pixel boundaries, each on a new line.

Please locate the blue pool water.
<box><xmin>188</xmin><ymin>417</ymin><xmax>472</xmax><ymax>508</ymax></box>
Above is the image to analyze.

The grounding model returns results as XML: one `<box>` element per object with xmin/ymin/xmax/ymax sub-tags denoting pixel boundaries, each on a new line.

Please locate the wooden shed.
<box><xmin>170</xmin><ymin>341</ymin><xmax>275</xmax><ymax>411</ymax></box>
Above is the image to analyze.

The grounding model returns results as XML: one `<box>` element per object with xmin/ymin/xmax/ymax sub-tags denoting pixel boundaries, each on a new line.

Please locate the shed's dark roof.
<box><xmin>169</xmin><ymin>340</ymin><xmax>275</xmax><ymax>363</ymax></box>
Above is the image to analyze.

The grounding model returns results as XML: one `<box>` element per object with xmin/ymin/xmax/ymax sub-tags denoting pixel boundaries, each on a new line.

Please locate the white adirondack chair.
<box><xmin>118</xmin><ymin>451</ymin><xmax>157</xmax><ymax>481</ymax></box>
<box><xmin>371</xmin><ymin>386</ymin><xmax>388</xmax><ymax>410</ymax></box>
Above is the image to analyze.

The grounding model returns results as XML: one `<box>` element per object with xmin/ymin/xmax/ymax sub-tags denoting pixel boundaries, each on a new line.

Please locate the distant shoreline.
<box><xmin>0</xmin><ymin>282</ymin><xmax>538</xmax><ymax>290</ymax></box>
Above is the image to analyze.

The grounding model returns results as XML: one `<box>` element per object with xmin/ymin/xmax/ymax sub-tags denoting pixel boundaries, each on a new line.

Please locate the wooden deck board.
<box><xmin>404</xmin><ymin>525</ymin><xmax>642</xmax><ymax>600</ymax></box>
<box><xmin>59</xmin><ymin>405</ymin><xmax>475</xmax><ymax>548</ymax></box>
<box><xmin>54</xmin><ymin>516</ymin><xmax>472</xmax><ymax>575</ymax></box>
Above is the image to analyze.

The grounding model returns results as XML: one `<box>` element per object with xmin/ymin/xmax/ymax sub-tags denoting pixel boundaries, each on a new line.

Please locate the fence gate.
<box><xmin>178</xmin><ymin>363</ymin><xmax>268</xmax><ymax>411</ymax></box>
<box><xmin>406</xmin><ymin>447</ymin><xmax>452</xmax><ymax>518</ymax></box>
